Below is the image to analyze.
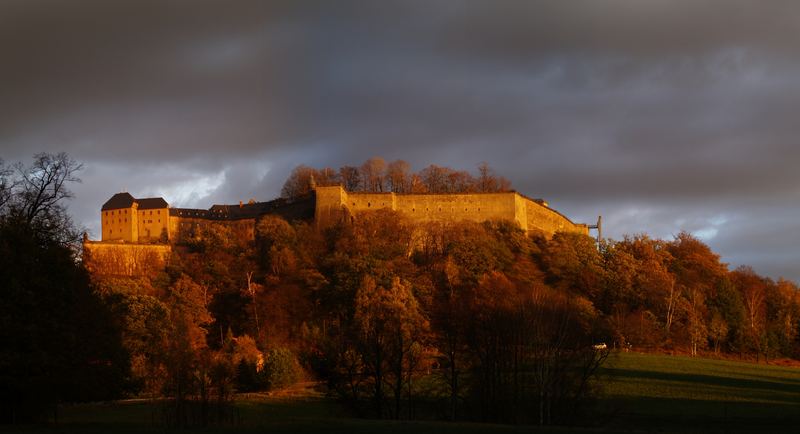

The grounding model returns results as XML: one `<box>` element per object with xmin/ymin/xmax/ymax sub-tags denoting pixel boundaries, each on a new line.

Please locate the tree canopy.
<box><xmin>280</xmin><ymin>158</ymin><xmax>512</xmax><ymax>198</ymax></box>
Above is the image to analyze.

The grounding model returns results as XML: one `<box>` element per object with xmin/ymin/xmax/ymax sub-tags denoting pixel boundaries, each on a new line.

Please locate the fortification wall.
<box><xmin>392</xmin><ymin>192</ymin><xmax>519</xmax><ymax>226</ymax></box>
<box><xmin>513</xmin><ymin>194</ymin><xmax>529</xmax><ymax>231</ymax></box>
<box><xmin>348</xmin><ymin>192</ymin><xmax>395</xmax><ymax>211</ymax></box>
<box><xmin>83</xmin><ymin>242</ymin><xmax>171</xmax><ymax>277</ymax></box>
<box><xmin>525</xmin><ymin>199</ymin><xmax>588</xmax><ymax>236</ymax></box>
<box><xmin>314</xmin><ymin>185</ymin><xmax>587</xmax><ymax>237</ymax></box>
<box><xmin>315</xmin><ymin>186</ymin><xmax>349</xmax><ymax>228</ymax></box>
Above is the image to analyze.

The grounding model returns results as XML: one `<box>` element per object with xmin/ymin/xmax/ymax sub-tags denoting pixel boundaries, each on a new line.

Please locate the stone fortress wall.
<box><xmin>314</xmin><ymin>185</ymin><xmax>589</xmax><ymax>237</ymax></box>
<box><xmin>83</xmin><ymin>241</ymin><xmax>171</xmax><ymax>277</ymax></box>
<box><xmin>94</xmin><ymin>185</ymin><xmax>586</xmax><ymax>248</ymax></box>
<box><xmin>87</xmin><ymin>186</ymin><xmax>588</xmax><ymax>276</ymax></box>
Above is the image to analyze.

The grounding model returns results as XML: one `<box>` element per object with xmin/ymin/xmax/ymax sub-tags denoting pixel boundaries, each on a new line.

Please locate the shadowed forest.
<box><xmin>2</xmin><ymin>154</ymin><xmax>800</xmax><ymax>429</ymax></box>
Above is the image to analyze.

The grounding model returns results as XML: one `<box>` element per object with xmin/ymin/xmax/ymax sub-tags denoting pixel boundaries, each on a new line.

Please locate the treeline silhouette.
<box><xmin>0</xmin><ymin>154</ymin><xmax>127</xmax><ymax>423</ymax></box>
<box><xmin>281</xmin><ymin>158</ymin><xmax>512</xmax><ymax>198</ymax></box>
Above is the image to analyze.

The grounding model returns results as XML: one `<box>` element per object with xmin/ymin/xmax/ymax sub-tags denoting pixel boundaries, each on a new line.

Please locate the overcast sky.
<box><xmin>2</xmin><ymin>0</ymin><xmax>799</xmax><ymax>281</ymax></box>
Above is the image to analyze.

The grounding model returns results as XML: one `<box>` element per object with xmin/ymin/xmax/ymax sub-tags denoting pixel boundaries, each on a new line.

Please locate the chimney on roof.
<box><xmin>239</xmin><ymin>200</ymin><xmax>243</xmax><ymax>208</ymax></box>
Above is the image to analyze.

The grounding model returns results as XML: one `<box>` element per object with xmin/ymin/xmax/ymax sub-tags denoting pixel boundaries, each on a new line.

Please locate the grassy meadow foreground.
<box><xmin>600</xmin><ymin>352</ymin><xmax>800</xmax><ymax>432</ymax></box>
<box><xmin>6</xmin><ymin>352</ymin><xmax>800</xmax><ymax>433</ymax></box>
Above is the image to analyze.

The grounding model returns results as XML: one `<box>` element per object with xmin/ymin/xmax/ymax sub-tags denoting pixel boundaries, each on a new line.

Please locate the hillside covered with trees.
<box><xmin>2</xmin><ymin>154</ymin><xmax>800</xmax><ymax>428</ymax></box>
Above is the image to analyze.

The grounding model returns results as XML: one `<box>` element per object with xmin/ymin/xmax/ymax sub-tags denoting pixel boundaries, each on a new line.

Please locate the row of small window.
<box><xmin>104</xmin><ymin>209</ymin><xmax>162</xmax><ymax>216</ymax></box>
<box><xmin>356</xmin><ymin>202</ymin><xmax>481</xmax><ymax>212</ymax></box>
<box><xmin>107</xmin><ymin>226</ymin><xmax>162</xmax><ymax>234</ymax></box>
<box><xmin>105</xmin><ymin>219</ymin><xmax>161</xmax><ymax>225</ymax></box>
<box><xmin>409</xmin><ymin>208</ymin><xmax>480</xmax><ymax>212</ymax></box>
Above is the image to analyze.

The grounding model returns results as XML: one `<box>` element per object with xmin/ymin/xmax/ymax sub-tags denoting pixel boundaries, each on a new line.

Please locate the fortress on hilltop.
<box><xmin>86</xmin><ymin>185</ymin><xmax>593</xmax><ymax>275</ymax></box>
<box><xmin>95</xmin><ymin>185</ymin><xmax>589</xmax><ymax>244</ymax></box>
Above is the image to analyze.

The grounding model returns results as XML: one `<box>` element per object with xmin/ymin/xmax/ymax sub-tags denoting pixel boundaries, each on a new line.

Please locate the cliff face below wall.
<box><xmin>83</xmin><ymin>242</ymin><xmax>171</xmax><ymax>277</ymax></box>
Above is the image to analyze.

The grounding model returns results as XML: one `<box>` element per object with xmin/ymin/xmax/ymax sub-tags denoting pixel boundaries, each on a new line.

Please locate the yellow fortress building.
<box><xmin>90</xmin><ymin>186</ymin><xmax>594</xmax><ymax>276</ymax></box>
<box><xmin>98</xmin><ymin>186</ymin><xmax>590</xmax><ymax>244</ymax></box>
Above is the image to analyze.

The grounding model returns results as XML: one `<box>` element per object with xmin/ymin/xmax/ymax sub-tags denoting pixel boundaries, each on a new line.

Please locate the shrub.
<box><xmin>263</xmin><ymin>348</ymin><xmax>301</xmax><ymax>390</ymax></box>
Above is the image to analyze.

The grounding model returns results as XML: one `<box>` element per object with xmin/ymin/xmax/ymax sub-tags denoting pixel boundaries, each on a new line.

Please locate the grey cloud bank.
<box><xmin>2</xmin><ymin>0</ymin><xmax>799</xmax><ymax>280</ymax></box>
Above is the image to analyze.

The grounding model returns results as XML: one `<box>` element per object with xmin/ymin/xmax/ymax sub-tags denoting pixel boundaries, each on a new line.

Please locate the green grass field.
<box><xmin>599</xmin><ymin>352</ymin><xmax>800</xmax><ymax>432</ymax></box>
<box><xmin>4</xmin><ymin>352</ymin><xmax>800</xmax><ymax>433</ymax></box>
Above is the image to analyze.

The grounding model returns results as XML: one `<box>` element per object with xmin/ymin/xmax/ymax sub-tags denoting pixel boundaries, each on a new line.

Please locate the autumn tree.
<box><xmin>667</xmin><ymin>233</ymin><xmax>728</xmax><ymax>354</ymax></box>
<box><xmin>280</xmin><ymin>165</ymin><xmax>318</xmax><ymax>199</ymax></box>
<box><xmin>360</xmin><ymin>157</ymin><xmax>386</xmax><ymax>192</ymax></box>
<box><xmin>153</xmin><ymin>274</ymin><xmax>216</xmax><ymax>427</ymax></box>
<box><xmin>539</xmin><ymin>232</ymin><xmax>605</xmax><ymax>303</ymax></box>
<box><xmin>706</xmin><ymin>277</ymin><xmax>747</xmax><ymax>355</ymax></box>
<box><xmin>339</xmin><ymin>165</ymin><xmax>361</xmax><ymax>191</ymax></box>
<box><xmin>386</xmin><ymin>160</ymin><xmax>411</xmax><ymax>193</ymax></box>
<box><xmin>418</xmin><ymin>164</ymin><xmax>450</xmax><ymax>193</ymax></box>
<box><xmin>765</xmin><ymin>279</ymin><xmax>800</xmax><ymax>359</ymax></box>
<box><xmin>284</xmin><ymin>159</ymin><xmax>513</xmax><ymax>195</ymax></box>
<box><xmin>315</xmin><ymin>167</ymin><xmax>340</xmax><ymax>187</ymax></box>
<box><xmin>430</xmin><ymin>257</ymin><xmax>472</xmax><ymax>420</ymax></box>
<box><xmin>108</xmin><ymin>291</ymin><xmax>171</xmax><ymax>396</ymax></box>
<box><xmin>601</xmin><ymin>241</ymin><xmax>638</xmax><ymax>345</ymax></box>
<box><xmin>731</xmin><ymin>266</ymin><xmax>769</xmax><ymax>361</ymax></box>
<box><xmin>464</xmin><ymin>272</ymin><xmax>605</xmax><ymax>425</ymax></box>
<box><xmin>256</xmin><ymin>216</ymin><xmax>298</xmax><ymax>277</ymax></box>
<box><xmin>354</xmin><ymin>276</ymin><xmax>428</xmax><ymax>419</ymax></box>
<box><xmin>684</xmin><ymin>287</ymin><xmax>708</xmax><ymax>356</ymax></box>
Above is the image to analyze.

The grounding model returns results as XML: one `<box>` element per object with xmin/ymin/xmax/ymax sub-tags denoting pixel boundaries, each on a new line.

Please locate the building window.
<box><xmin>157</xmin><ymin>210</ymin><xmax>160</xmax><ymax>214</ymax></box>
<box><xmin>150</xmin><ymin>211</ymin><xmax>153</xmax><ymax>215</ymax></box>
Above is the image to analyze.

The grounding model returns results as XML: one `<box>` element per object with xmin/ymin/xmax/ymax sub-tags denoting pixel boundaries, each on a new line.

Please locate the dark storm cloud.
<box><xmin>2</xmin><ymin>0</ymin><xmax>800</xmax><ymax>280</ymax></box>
